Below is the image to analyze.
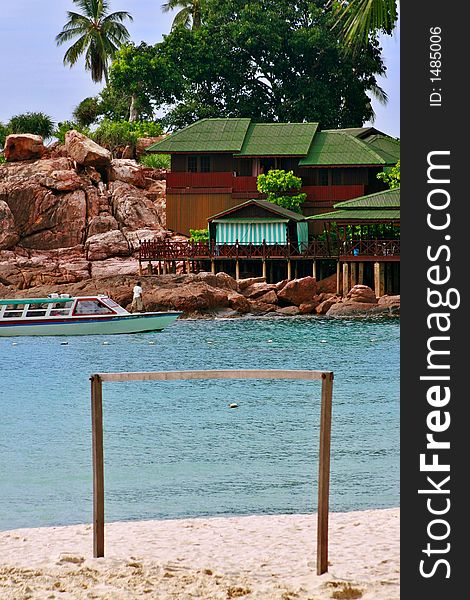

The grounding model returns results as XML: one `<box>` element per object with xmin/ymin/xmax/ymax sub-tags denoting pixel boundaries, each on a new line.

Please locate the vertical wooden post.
<box><xmin>350</xmin><ymin>262</ymin><xmax>357</xmax><ymax>288</ymax></box>
<box><xmin>374</xmin><ymin>262</ymin><xmax>385</xmax><ymax>297</ymax></box>
<box><xmin>235</xmin><ymin>260</ymin><xmax>240</xmax><ymax>280</ymax></box>
<box><xmin>186</xmin><ymin>259</ymin><xmax>191</xmax><ymax>275</ymax></box>
<box><xmin>287</xmin><ymin>259</ymin><xmax>292</xmax><ymax>280</ymax></box>
<box><xmin>138</xmin><ymin>259</ymin><xmax>143</xmax><ymax>277</ymax></box>
<box><xmin>211</xmin><ymin>259</ymin><xmax>216</xmax><ymax>274</ymax></box>
<box><xmin>312</xmin><ymin>260</ymin><xmax>317</xmax><ymax>280</ymax></box>
<box><xmin>91</xmin><ymin>375</ymin><xmax>105</xmax><ymax>558</ymax></box>
<box><xmin>342</xmin><ymin>262</ymin><xmax>349</xmax><ymax>297</ymax></box>
<box><xmin>262</xmin><ymin>260</ymin><xmax>267</xmax><ymax>279</ymax></box>
<box><xmin>358</xmin><ymin>262</ymin><xmax>364</xmax><ymax>285</ymax></box>
<box><xmin>317</xmin><ymin>372</ymin><xmax>333</xmax><ymax>575</ymax></box>
<box><xmin>336</xmin><ymin>262</ymin><xmax>341</xmax><ymax>294</ymax></box>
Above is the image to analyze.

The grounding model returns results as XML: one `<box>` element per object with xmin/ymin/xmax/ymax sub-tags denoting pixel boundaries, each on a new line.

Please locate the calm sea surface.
<box><xmin>0</xmin><ymin>316</ymin><xmax>399</xmax><ymax>531</ymax></box>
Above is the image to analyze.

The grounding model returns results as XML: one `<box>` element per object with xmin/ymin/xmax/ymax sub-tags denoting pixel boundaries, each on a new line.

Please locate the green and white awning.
<box><xmin>214</xmin><ymin>220</ymin><xmax>288</xmax><ymax>245</ymax></box>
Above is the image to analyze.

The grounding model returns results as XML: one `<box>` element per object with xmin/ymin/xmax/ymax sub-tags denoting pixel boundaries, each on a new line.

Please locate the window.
<box><xmin>73</xmin><ymin>300</ymin><xmax>114</xmax><ymax>315</ymax></box>
<box><xmin>188</xmin><ymin>156</ymin><xmax>198</xmax><ymax>173</ymax></box>
<box><xmin>332</xmin><ymin>169</ymin><xmax>342</xmax><ymax>185</ymax></box>
<box><xmin>200</xmin><ymin>155</ymin><xmax>211</xmax><ymax>172</ymax></box>
<box><xmin>318</xmin><ymin>169</ymin><xmax>329</xmax><ymax>186</ymax></box>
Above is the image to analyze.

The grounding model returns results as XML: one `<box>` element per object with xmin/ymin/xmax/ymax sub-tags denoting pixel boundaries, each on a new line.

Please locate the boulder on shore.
<box><xmin>65</xmin><ymin>130</ymin><xmax>111</xmax><ymax>169</ymax></box>
<box><xmin>277</xmin><ymin>276</ymin><xmax>317</xmax><ymax>306</ymax></box>
<box><xmin>4</xmin><ymin>134</ymin><xmax>45</xmax><ymax>162</ymax></box>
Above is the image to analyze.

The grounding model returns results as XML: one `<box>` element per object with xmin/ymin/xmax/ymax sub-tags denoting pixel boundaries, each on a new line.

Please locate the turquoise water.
<box><xmin>0</xmin><ymin>316</ymin><xmax>399</xmax><ymax>531</ymax></box>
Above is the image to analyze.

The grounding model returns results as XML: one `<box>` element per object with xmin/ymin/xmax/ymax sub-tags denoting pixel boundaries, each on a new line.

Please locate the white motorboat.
<box><xmin>0</xmin><ymin>295</ymin><xmax>182</xmax><ymax>336</ymax></box>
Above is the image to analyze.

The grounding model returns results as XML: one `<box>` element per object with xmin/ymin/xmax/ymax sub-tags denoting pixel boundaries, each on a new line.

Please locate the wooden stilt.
<box><xmin>287</xmin><ymin>260</ymin><xmax>292</xmax><ymax>280</ymax></box>
<box><xmin>336</xmin><ymin>262</ymin><xmax>341</xmax><ymax>294</ymax></box>
<box><xmin>91</xmin><ymin>375</ymin><xmax>104</xmax><ymax>558</ymax></box>
<box><xmin>342</xmin><ymin>262</ymin><xmax>349</xmax><ymax>297</ymax></box>
<box><xmin>262</xmin><ymin>260</ymin><xmax>267</xmax><ymax>279</ymax></box>
<box><xmin>358</xmin><ymin>262</ymin><xmax>364</xmax><ymax>285</ymax></box>
<box><xmin>312</xmin><ymin>260</ymin><xmax>317</xmax><ymax>280</ymax></box>
<box><xmin>235</xmin><ymin>260</ymin><xmax>240</xmax><ymax>280</ymax></box>
<box><xmin>350</xmin><ymin>262</ymin><xmax>357</xmax><ymax>287</ymax></box>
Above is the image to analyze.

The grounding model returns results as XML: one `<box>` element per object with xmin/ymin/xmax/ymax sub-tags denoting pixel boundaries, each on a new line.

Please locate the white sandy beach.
<box><xmin>0</xmin><ymin>508</ymin><xmax>399</xmax><ymax>600</ymax></box>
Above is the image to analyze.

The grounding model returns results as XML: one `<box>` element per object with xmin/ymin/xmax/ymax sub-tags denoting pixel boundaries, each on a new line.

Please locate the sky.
<box><xmin>0</xmin><ymin>1</ymin><xmax>399</xmax><ymax>138</ymax></box>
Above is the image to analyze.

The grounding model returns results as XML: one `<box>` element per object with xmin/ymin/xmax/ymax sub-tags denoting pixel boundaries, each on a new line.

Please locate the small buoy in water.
<box><xmin>320</xmin><ymin>339</ymin><xmax>327</xmax><ymax>343</ymax></box>
<box><xmin>370</xmin><ymin>338</ymin><xmax>377</xmax><ymax>342</ymax></box>
<box><xmin>207</xmin><ymin>341</ymin><xmax>213</xmax><ymax>344</ymax></box>
<box><xmin>267</xmin><ymin>339</ymin><xmax>273</xmax><ymax>343</ymax></box>
<box><xmin>102</xmin><ymin>341</ymin><xmax>110</xmax><ymax>345</ymax></box>
<box><xmin>148</xmin><ymin>341</ymin><xmax>155</xmax><ymax>345</ymax></box>
<box><xmin>229</xmin><ymin>403</ymin><xmax>238</xmax><ymax>409</ymax></box>
<box><xmin>11</xmin><ymin>342</ymin><xmax>18</xmax><ymax>346</ymax></box>
<box><xmin>60</xmin><ymin>341</ymin><xmax>69</xmax><ymax>346</ymax></box>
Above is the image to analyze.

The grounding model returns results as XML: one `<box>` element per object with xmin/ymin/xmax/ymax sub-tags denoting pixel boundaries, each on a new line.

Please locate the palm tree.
<box><xmin>162</xmin><ymin>0</ymin><xmax>203</xmax><ymax>30</ymax></box>
<box><xmin>333</xmin><ymin>0</ymin><xmax>398</xmax><ymax>54</ymax></box>
<box><xmin>56</xmin><ymin>0</ymin><xmax>133</xmax><ymax>84</ymax></box>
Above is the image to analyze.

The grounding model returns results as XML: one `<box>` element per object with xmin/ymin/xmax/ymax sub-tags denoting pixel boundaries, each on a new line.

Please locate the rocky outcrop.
<box><xmin>0</xmin><ymin>201</ymin><xmax>20</xmax><ymax>249</ymax></box>
<box><xmin>346</xmin><ymin>284</ymin><xmax>377</xmax><ymax>304</ymax></box>
<box><xmin>277</xmin><ymin>276</ymin><xmax>317</xmax><ymax>306</ymax></box>
<box><xmin>4</xmin><ymin>134</ymin><xmax>45</xmax><ymax>161</ymax></box>
<box><xmin>110</xmin><ymin>181</ymin><xmax>165</xmax><ymax>231</ymax></box>
<box><xmin>136</xmin><ymin>137</ymin><xmax>166</xmax><ymax>159</ymax></box>
<box><xmin>85</xmin><ymin>230</ymin><xmax>130</xmax><ymax>261</ymax></box>
<box><xmin>65</xmin><ymin>130</ymin><xmax>111</xmax><ymax>169</ymax></box>
<box><xmin>109</xmin><ymin>159</ymin><xmax>147</xmax><ymax>188</ymax></box>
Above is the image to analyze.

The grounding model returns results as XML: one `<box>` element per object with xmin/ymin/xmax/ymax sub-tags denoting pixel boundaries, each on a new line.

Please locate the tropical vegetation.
<box><xmin>377</xmin><ymin>160</ymin><xmax>400</xmax><ymax>188</ymax></box>
<box><xmin>56</xmin><ymin>0</ymin><xmax>133</xmax><ymax>84</ymax></box>
<box><xmin>162</xmin><ymin>0</ymin><xmax>204</xmax><ymax>30</ymax></box>
<box><xmin>333</xmin><ymin>0</ymin><xmax>398</xmax><ymax>54</ymax></box>
<box><xmin>109</xmin><ymin>0</ymin><xmax>387</xmax><ymax>129</ymax></box>
<box><xmin>257</xmin><ymin>170</ymin><xmax>306</xmax><ymax>214</ymax></box>
<box><xmin>5</xmin><ymin>112</ymin><xmax>55</xmax><ymax>140</ymax></box>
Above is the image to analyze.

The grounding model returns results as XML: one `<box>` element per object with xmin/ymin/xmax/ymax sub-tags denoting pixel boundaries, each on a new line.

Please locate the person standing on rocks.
<box><xmin>131</xmin><ymin>281</ymin><xmax>145</xmax><ymax>313</ymax></box>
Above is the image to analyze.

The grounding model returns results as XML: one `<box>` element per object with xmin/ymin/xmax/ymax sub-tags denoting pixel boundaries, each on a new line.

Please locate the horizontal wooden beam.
<box><xmin>94</xmin><ymin>369</ymin><xmax>331</xmax><ymax>383</ymax></box>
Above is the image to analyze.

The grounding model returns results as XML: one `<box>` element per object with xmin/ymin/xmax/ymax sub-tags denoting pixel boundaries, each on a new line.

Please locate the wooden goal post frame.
<box><xmin>90</xmin><ymin>369</ymin><xmax>334</xmax><ymax>575</ymax></box>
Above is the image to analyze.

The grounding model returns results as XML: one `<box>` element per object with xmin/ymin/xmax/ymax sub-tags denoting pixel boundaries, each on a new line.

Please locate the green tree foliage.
<box><xmin>257</xmin><ymin>170</ymin><xmax>307</xmax><ymax>214</ymax></box>
<box><xmin>189</xmin><ymin>228</ymin><xmax>209</xmax><ymax>243</ymax></box>
<box><xmin>377</xmin><ymin>160</ymin><xmax>400</xmax><ymax>189</ymax></box>
<box><xmin>73</xmin><ymin>97</ymin><xmax>101</xmax><ymax>127</ymax></box>
<box><xmin>0</xmin><ymin>122</ymin><xmax>8</xmax><ymax>147</ymax></box>
<box><xmin>108</xmin><ymin>0</ymin><xmax>386</xmax><ymax>129</ymax></box>
<box><xmin>53</xmin><ymin>121</ymin><xmax>90</xmax><ymax>143</ymax></box>
<box><xmin>139</xmin><ymin>153</ymin><xmax>171</xmax><ymax>169</ymax></box>
<box><xmin>92</xmin><ymin>119</ymin><xmax>163</xmax><ymax>153</ymax></box>
<box><xmin>162</xmin><ymin>0</ymin><xmax>204</xmax><ymax>30</ymax></box>
<box><xmin>7</xmin><ymin>112</ymin><xmax>55</xmax><ymax>139</ymax></box>
<box><xmin>56</xmin><ymin>0</ymin><xmax>133</xmax><ymax>84</ymax></box>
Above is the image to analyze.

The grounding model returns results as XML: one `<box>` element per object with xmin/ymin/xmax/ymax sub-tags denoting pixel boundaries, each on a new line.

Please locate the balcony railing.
<box><xmin>166</xmin><ymin>171</ymin><xmax>233</xmax><ymax>189</ymax></box>
<box><xmin>140</xmin><ymin>239</ymin><xmax>400</xmax><ymax>261</ymax></box>
<box><xmin>167</xmin><ymin>173</ymin><xmax>366</xmax><ymax>203</ymax></box>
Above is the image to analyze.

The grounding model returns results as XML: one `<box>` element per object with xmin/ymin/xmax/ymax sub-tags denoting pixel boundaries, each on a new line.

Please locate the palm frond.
<box><xmin>370</xmin><ymin>83</ymin><xmax>388</xmax><ymax>105</ymax></box>
<box><xmin>162</xmin><ymin>0</ymin><xmax>189</xmax><ymax>14</ymax></box>
<box><xmin>172</xmin><ymin>7</ymin><xmax>192</xmax><ymax>29</ymax></box>
<box><xmin>63</xmin><ymin>34</ymin><xmax>90</xmax><ymax>66</ymax></box>
<box><xmin>334</xmin><ymin>0</ymin><xmax>398</xmax><ymax>54</ymax></box>
<box><xmin>102</xmin><ymin>11</ymin><xmax>133</xmax><ymax>24</ymax></box>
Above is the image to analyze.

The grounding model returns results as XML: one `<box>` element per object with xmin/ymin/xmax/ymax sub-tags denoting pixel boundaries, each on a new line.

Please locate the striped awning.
<box><xmin>214</xmin><ymin>221</ymin><xmax>288</xmax><ymax>245</ymax></box>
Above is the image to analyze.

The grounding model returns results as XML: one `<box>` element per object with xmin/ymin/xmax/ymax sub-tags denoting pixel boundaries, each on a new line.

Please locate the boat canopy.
<box><xmin>0</xmin><ymin>297</ymin><xmax>73</xmax><ymax>305</ymax></box>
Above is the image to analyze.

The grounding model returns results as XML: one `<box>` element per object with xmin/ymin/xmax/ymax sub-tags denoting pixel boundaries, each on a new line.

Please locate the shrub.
<box><xmin>8</xmin><ymin>112</ymin><xmax>55</xmax><ymax>139</ymax></box>
<box><xmin>189</xmin><ymin>228</ymin><xmax>209</xmax><ymax>243</ymax></box>
<box><xmin>92</xmin><ymin>119</ymin><xmax>163</xmax><ymax>153</ymax></box>
<box><xmin>0</xmin><ymin>154</ymin><xmax>5</xmax><ymax>165</ymax></box>
<box><xmin>139</xmin><ymin>153</ymin><xmax>171</xmax><ymax>169</ymax></box>
<box><xmin>53</xmin><ymin>121</ymin><xmax>90</xmax><ymax>144</ymax></box>
<box><xmin>0</xmin><ymin>122</ymin><xmax>9</xmax><ymax>147</ymax></box>
<box><xmin>377</xmin><ymin>160</ymin><xmax>400</xmax><ymax>189</ymax></box>
<box><xmin>257</xmin><ymin>169</ymin><xmax>306</xmax><ymax>214</ymax></box>
<box><xmin>73</xmin><ymin>97</ymin><xmax>101</xmax><ymax>127</ymax></box>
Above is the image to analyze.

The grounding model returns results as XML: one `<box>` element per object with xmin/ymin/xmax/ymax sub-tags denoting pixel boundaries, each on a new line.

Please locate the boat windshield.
<box><xmin>73</xmin><ymin>299</ymin><xmax>115</xmax><ymax>316</ymax></box>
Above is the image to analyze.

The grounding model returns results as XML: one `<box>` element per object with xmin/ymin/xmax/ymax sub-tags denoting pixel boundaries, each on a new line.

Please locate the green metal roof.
<box><xmin>236</xmin><ymin>122</ymin><xmax>318</xmax><ymax>156</ymax></box>
<box><xmin>147</xmin><ymin>118</ymin><xmax>251</xmax><ymax>153</ymax></box>
<box><xmin>308</xmin><ymin>209</ymin><xmax>400</xmax><ymax>222</ymax></box>
<box><xmin>208</xmin><ymin>199</ymin><xmax>306</xmax><ymax>222</ymax></box>
<box><xmin>333</xmin><ymin>187</ymin><xmax>400</xmax><ymax>209</ymax></box>
<box><xmin>363</xmin><ymin>135</ymin><xmax>400</xmax><ymax>164</ymax></box>
<box><xmin>299</xmin><ymin>131</ymin><xmax>390</xmax><ymax>166</ymax></box>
